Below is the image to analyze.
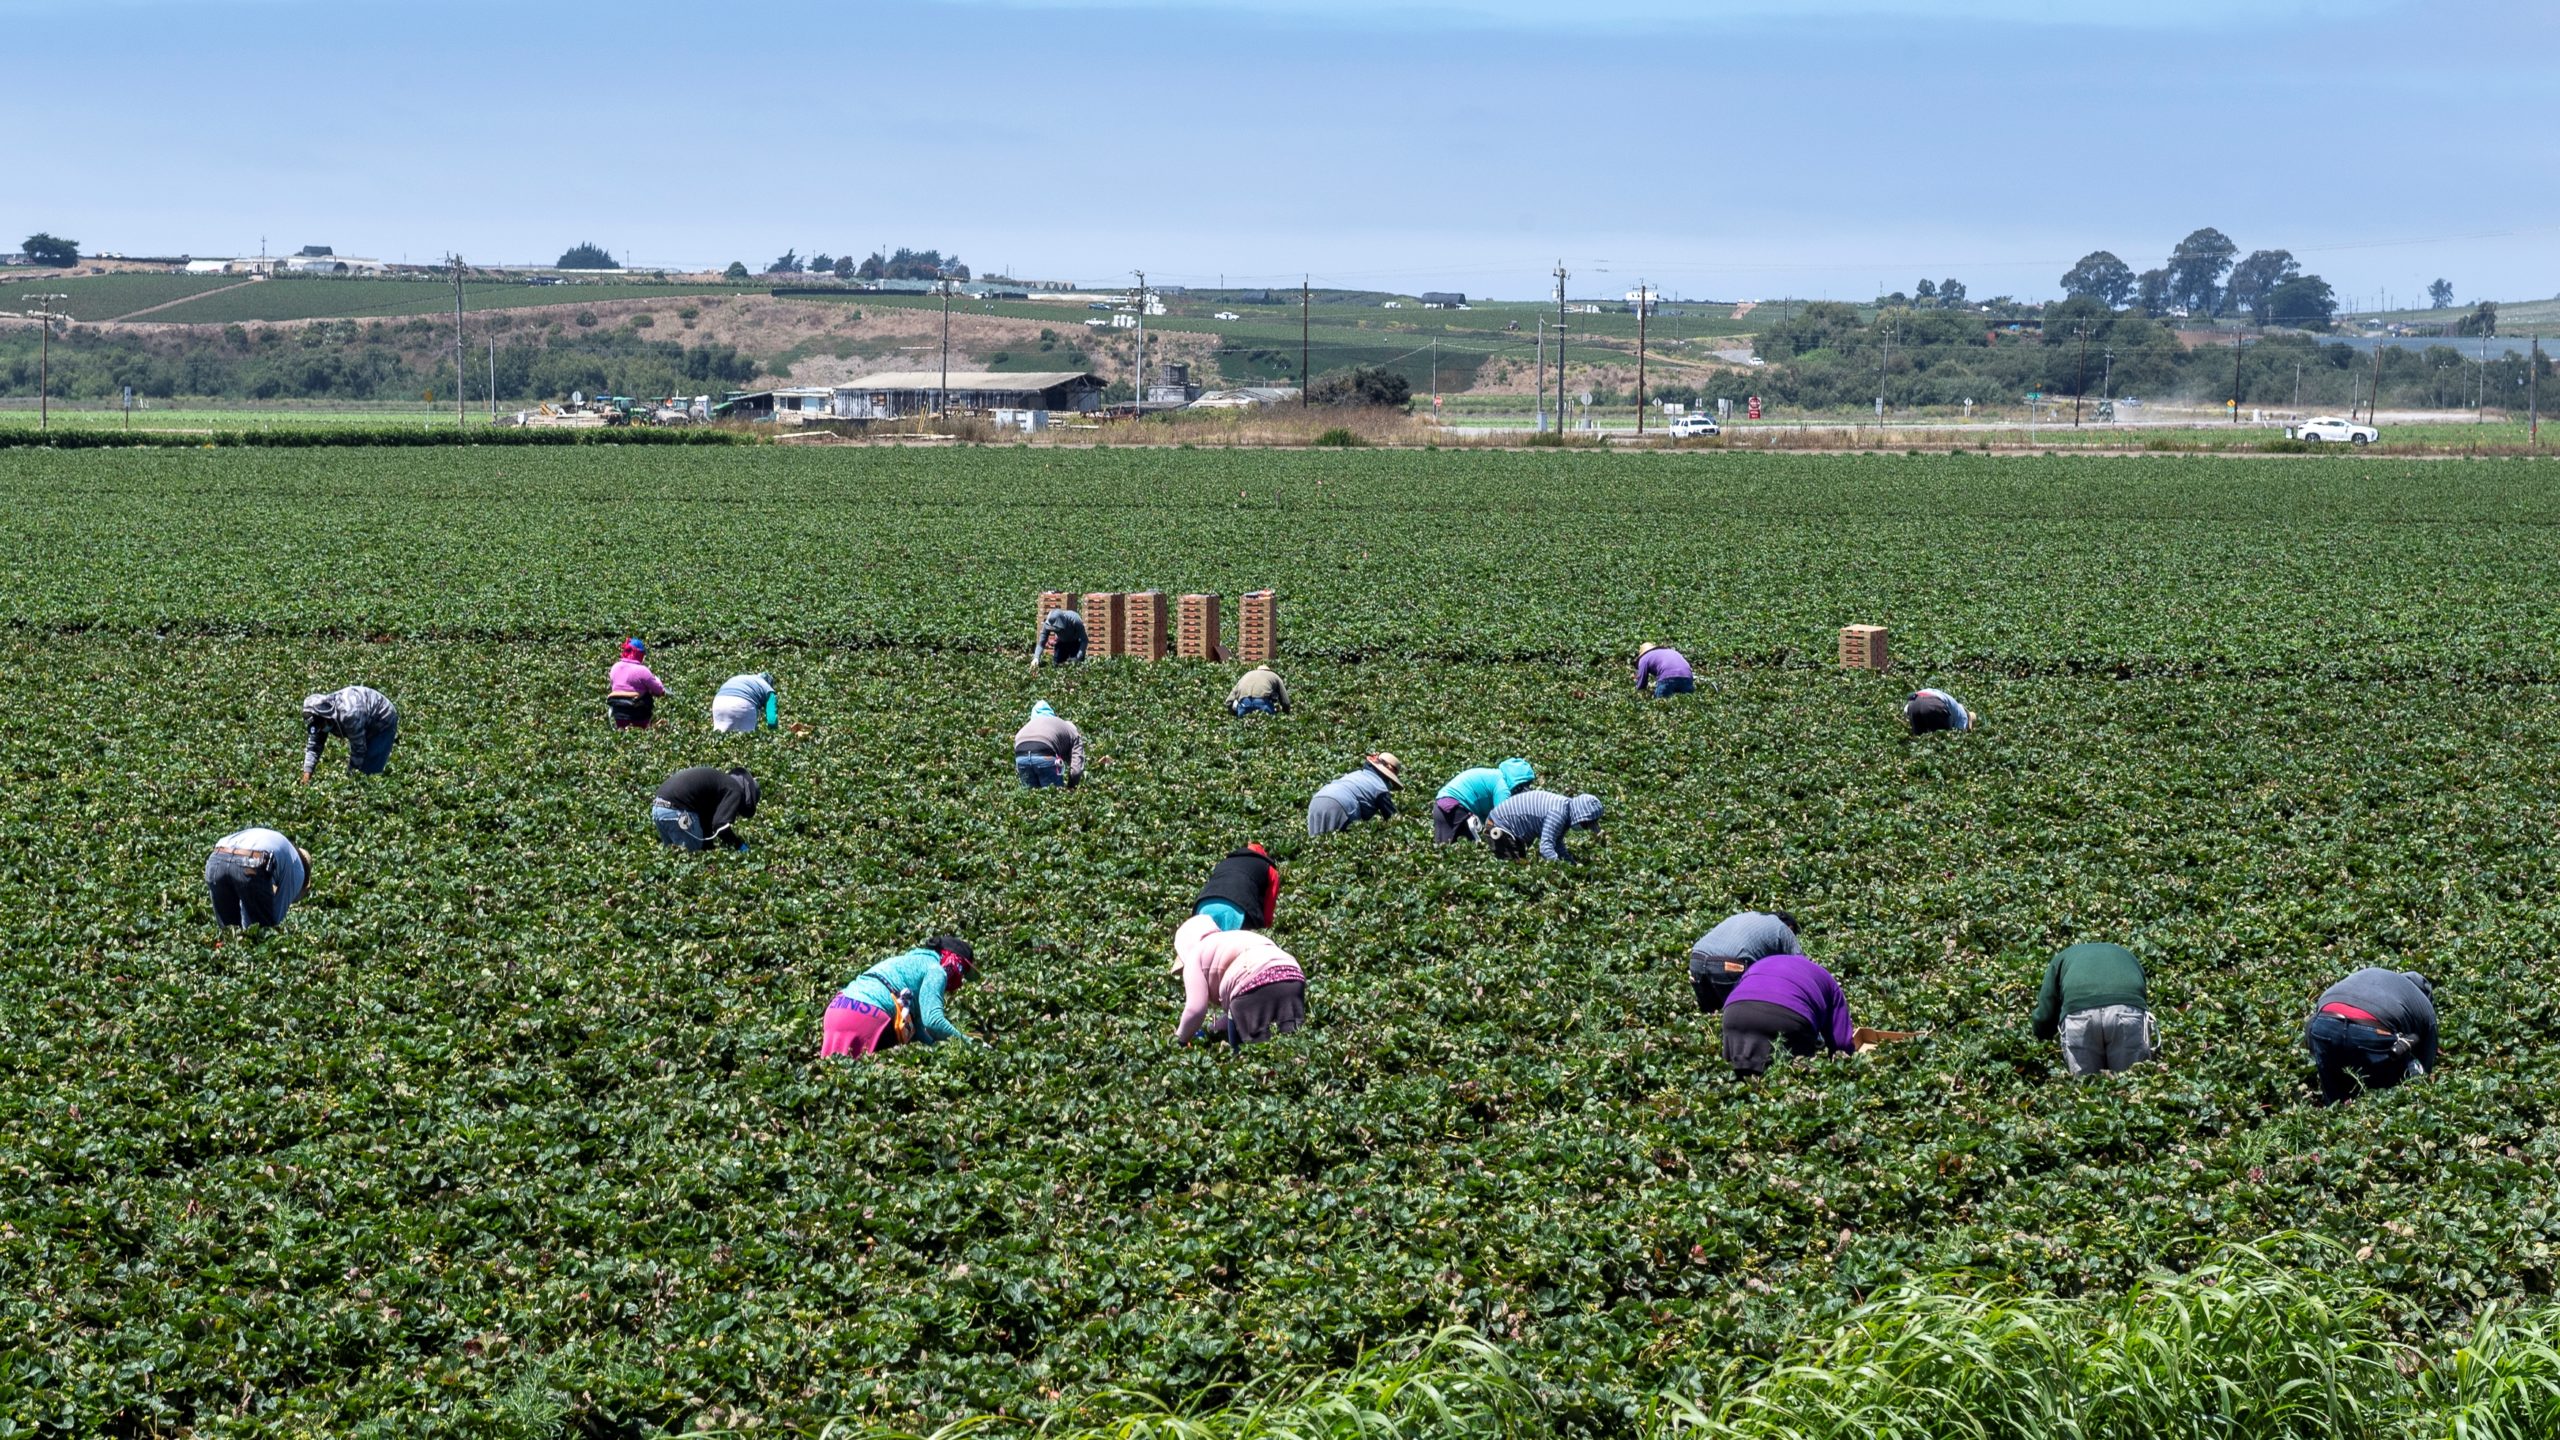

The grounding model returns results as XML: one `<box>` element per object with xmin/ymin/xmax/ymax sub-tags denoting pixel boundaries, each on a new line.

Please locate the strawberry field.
<box><xmin>4</xmin><ymin>447</ymin><xmax>2560</xmax><ymax>1437</ymax></box>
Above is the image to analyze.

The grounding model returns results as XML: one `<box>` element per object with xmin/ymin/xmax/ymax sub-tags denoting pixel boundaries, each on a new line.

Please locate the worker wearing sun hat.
<box><xmin>1636</xmin><ymin>643</ymin><xmax>1695</xmax><ymax>698</ymax></box>
<box><xmin>1905</xmin><ymin>688</ymin><xmax>1973</xmax><ymax>734</ymax></box>
<box><xmin>1307</xmin><ymin>752</ymin><xmax>1403</xmax><ymax>836</ymax></box>
<box><xmin>1432</xmin><ymin>757</ymin><xmax>1536</xmax><ymax>845</ymax></box>
<box><xmin>1172</xmin><ymin>915</ymin><xmax>1306</xmax><ymax>1046</ymax></box>
<box><xmin>820</xmin><ymin>936</ymin><xmax>982</xmax><ymax>1057</ymax></box>
<box><xmin>608</xmin><ymin>639</ymin><xmax>666</xmax><ymax>729</ymax></box>
<box><xmin>1012</xmin><ymin>700</ymin><xmax>1087</xmax><ymax>789</ymax></box>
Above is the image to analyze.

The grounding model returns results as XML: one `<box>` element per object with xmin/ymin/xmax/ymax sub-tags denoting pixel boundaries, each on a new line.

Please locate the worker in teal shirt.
<box><xmin>819</xmin><ymin>937</ymin><xmax>981</xmax><ymax>1057</ymax></box>
<box><xmin>1432</xmin><ymin>757</ymin><xmax>1535</xmax><ymax>845</ymax></box>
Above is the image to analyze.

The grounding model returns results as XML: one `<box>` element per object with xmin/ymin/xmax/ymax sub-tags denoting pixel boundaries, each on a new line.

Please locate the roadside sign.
<box><xmin>1747</xmin><ymin>396</ymin><xmax>1762</xmax><ymax>420</ymax></box>
<box><xmin>1578</xmin><ymin>391</ymin><xmax>1593</xmax><ymax>406</ymax></box>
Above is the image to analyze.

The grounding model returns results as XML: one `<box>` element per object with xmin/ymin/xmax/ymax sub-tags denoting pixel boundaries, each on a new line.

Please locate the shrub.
<box><xmin>1308</xmin><ymin>365</ymin><xmax>1413</xmax><ymax>409</ymax></box>
<box><xmin>1313</xmin><ymin>426</ymin><xmax>1367</xmax><ymax>447</ymax></box>
<box><xmin>574</xmin><ymin>312</ymin><xmax>598</xmax><ymax>328</ymax></box>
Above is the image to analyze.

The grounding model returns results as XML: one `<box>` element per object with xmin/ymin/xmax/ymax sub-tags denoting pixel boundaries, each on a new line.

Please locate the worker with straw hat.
<box><xmin>1307</xmin><ymin>753</ymin><xmax>1402</xmax><ymax>836</ymax></box>
<box><xmin>1636</xmin><ymin>643</ymin><xmax>1695</xmax><ymax>698</ymax></box>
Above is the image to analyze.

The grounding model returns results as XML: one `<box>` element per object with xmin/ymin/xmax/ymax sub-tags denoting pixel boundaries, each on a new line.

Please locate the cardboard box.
<box><xmin>1082</xmin><ymin>592</ymin><xmax>1128</xmax><ymax>658</ymax></box>
<box><xmin>1238</xmin><ymin>589</ymin><xmax>1279</xmax><ymax>664</ymax></box>
<box><xmin>1852</xmin><ymin>1027</ymin><xmax>1921</xmax><ymax>1053</ymax></box>
<box><xmin>1125</xmin><ymin>590</ymin><xmax>1167</xmax><ymax>661</ymax></box>
<box><xmin>1177</xmin><ymin>593</ymin><xmax>1222</xmax><ymax>660</ymax></box>
<box><xmin>1840</xmin><ymin>624</ymin><xmax>1890</xmax><ymax>671</ymax></box>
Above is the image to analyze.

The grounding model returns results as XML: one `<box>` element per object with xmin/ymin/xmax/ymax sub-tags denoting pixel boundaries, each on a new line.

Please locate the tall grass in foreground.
<box><xmin>795</xmin><ymin>1246</ymin><xmax>2560</xmax><ymax>1440</ymax></box>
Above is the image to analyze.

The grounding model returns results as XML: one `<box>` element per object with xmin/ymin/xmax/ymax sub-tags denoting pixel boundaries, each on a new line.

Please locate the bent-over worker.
<box><xmin>1228</xmin><ymin>665</ymin><xmax>1292</xmax><ymax>717</ymax></box>
<box><xmin>1486</xmin><ymin>791</ymin><xmax>1604</xmax><ymax>863</ymax></box>
<box><xmin>301</xmin><ymin>684</ymin><xmax>399</xmax><ymax>781</ymax></box>
<box><xmin>1636</xmin><ymin>644</ymin><xmax>1696</xmax><ymax>698</ymax></box>
<box><xmin>652</xmin><ymin>765</ymin><xmax>759</xmax><ymax>850</ymax></box>
<box><xmin>712</xmin><ymin>671</ymin><xmax>777</xmax><ymax>734</ymax></box>
<box><xmin>1905</xmin><ymin>688</ymin><xmax>1973</xmax><ymax>734</ymax></box>
<box><xmin>1307</xmin><ymin>752</ymin><xmax>1402</xmax><ymax>836</ymax></box>
<box><xmin>1013</xmin><ymin>701</ymin><xmax>1086</xmax><ymax>789</ymax></box>
<box><xmin>821</xmin><ymin>936</ymin><xmax>981</xmax><ymax>1057</ymax></box>
<box><xmin>608</xmin><ymin>639</ymin><xmax>666</xmax><ymax>729</ymax></box>
<box><xmin>1193</xmin><ymin>842</ymin><xmax>1282</xmax><ymax>932</ymax></box>
<box><xmin>2032</xmin><ymin>942</ymin><xmax>2156</xmax><ymax>1076</ymax></box>
<box><xmin>1039</xmin><ymin>608</ymin><xmax>1088</xmax><ymax>665</ymax></box>
<box><xmin>205</xmin><ymin>827</ymin><xmax>312</xmax><ymax>929</ymax></box>
<box><xmin>1721</xmin><ymin>954</ymin><xmax>1855</xmax><ymax>1078</ymax></box>
<box><xmin>2305</xmin><ymin>968</ymin><xmax>2438</xmax><ymax>1106</ymax></box>
<box><xmin>1173</xmin><ymin>914</ymin><xmax>1307</xmax><ymax>1046</ymax></box>
<box><xmin>1688</xmin><ymin>910</ymin><xmax>1801</xmax><ymax>1012</ymax></box>
<box><xmin>1433</xmin><ymin>757</ymin><xmax>1536</xmax><ymax>845</ymax></box>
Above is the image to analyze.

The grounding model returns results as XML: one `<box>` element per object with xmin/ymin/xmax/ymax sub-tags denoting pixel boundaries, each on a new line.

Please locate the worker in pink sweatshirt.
<box><xmin>1172</xmin><ymin>914</ymin><xmax>1307</xmax><ymax>1046</ymax></box>
<box><xmin>608</xmin><ymin>639</ymin><xmax>667</xmax><ymax>729</ymax></box>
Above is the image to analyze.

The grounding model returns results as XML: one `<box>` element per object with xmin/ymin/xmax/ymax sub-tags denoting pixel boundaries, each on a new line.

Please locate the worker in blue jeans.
<box><xmin>205</xmin><ymin>827</ymin><xmax>313</xmax><ymax>927</ymax></box>
<box><xmin>2304</xmin><ymin>968</ymin><xmax>2437</xmax><ymax>1105</ymax></box>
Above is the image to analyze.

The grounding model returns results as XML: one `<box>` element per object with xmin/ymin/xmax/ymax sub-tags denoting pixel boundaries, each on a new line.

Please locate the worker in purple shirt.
<box><xmin>1720</xmin><ymin>954</ymin><xmax>1855</xmax><ymax>1077</ymax></box>
<box><xmin>1635</xmin><ymin>644</ymin><xmax>1695</xmax><ymax>698</ymax></box>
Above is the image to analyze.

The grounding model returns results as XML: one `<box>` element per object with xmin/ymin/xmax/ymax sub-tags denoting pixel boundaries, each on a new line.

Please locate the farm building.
<box><xmin>830</xmin><ymin>371</ymin><xmax>1105</xmax><ymax>420</ymax></box>
<box><xmin>1421</xmin><ymin>292</ymin><xmax>1467</xmax><ymax>307</ymax></box>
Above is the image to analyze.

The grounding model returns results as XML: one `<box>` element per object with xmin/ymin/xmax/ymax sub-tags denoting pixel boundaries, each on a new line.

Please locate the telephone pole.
<box><xmin>1130</xmin><ymin>269</ymin><xmax>1146</xmax><ymax>409</ymax></box>
<box><xmin>1552</xmin><ymin>260</ymin><xmax>1569</xmax><ymax>428</ymax></box>
<box><xmin>1634</xmin><ymin>282</ymin><xmax>1649</xmax><ymax>436</ymax></box>
<box><xmin>2531</xmin><ymin>334</ymin><xmax>2541</xmax><ymax>449</ymax></box>
<box><xmin>1299</xmin><ymin>275</ymin><xmax>1310</xmax><ymax>407</ymax></box>
<box><xmin>2230</xmin><ymin>334</ymin><xmax>2245</xmax><ymax>423</ymax></box>
<box><xmin>938</xmin><ymin>276</ymin><xmax>954</xmax><ymax>416</ymax></box>
<box><xmin>21</xmin><ymin>294</ymin><xmax>68</xmax><ymax>432</ymax></box>
<box><xmin>2072</xmin><ymin>325</ymin><xmax>2090</xmax><ymax>427</ymax></box>
<box><xmin>450</xmin><ymin>255</ymin><xmax>467</xmax><ymax>432</ymax></box>
<box><xmin>1535</xmin><ymin>319</ymin><xmax>1546</xmax><ymax>433</ymax></box>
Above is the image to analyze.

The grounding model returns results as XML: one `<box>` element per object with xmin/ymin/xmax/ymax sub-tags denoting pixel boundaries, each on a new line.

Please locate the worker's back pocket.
<box><xmin>1689</xmin><ymin>951</ymin><xmax>1752</xmax><ymax>1012</ymax></box>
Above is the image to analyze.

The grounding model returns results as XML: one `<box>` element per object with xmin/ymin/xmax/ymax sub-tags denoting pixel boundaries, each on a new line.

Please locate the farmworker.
<box><xmin>1193</xmin><ymin>842</ymin><xmax>1282</xmax><ymax>932</ymax></box>
<box><xmin>651</xmin><ymin>765</ymin><xmax>759</xmax><ymax>850</ymax></box>
<box><xmin>1013</xmin><ymin>700</ymin><xmax>1087</xmax><ymax>789</ymax></box>
<box><xmin>1486</xmin><ymin>790</ymin><xmax>1605</xmax><ymax>863</ymax></box>
<box><xmin>1433</xmin><ymin>758</ymin><xmax>1536</xmax><ymax>846</ymax></box>
<box><xmin>1173</xmin><ymin>913</ymin><xmax>1306</xmax><ymax>1046</ymax></box>
<box><xmin>204</xmin><ymin>827</ymin><xmax>312</xmax><ymax>929</ymax></box>
<box><xmin>1905</xmin><ymin>687</ymin><xmax>1973</xmax><ymax>734</ymax></box>
<box><xmin>1636</xmin><ymin>643</ymin><xmax>1695</xmax><ymax>698</ymax></box>
<box><xmin>820</xmin><ymin>936</ymin><xmax>981</xmax><ymax>1057</ymax></box>
<box><xmin>607</xmin><ymin>639</ymin><xmax>666</xmax><ymax>729</ymax></box>
<box><xmin>1307</xmin><ymin>752</ymin><xmax>1402</xmax><ymax>836</ymax></box>
<box><xmin>712</xmin><ymin>671</ymin><xmax>778</xmax><ymax>733</ymax></box>
<box><xmin>1227</xmin><ymin>665</ymin><xmax>1292</xmax><ymax>717</ymax></box>
<box><xmin>2304</xmin><ymin>968</ymin><xmax>2438</xmax><ymax>1106</ymax></box>
<box><xmin>1687</xmin><ymin>910</ymin><xmax>1801</xmax><ymax>1012</ymax></box>
<box><xmin>1721</xmin><ymin>954</ymin><xmax>1856</xmax><ymax>1078</ymax></box>
<box><xmin>1039</xmin><ymin>607</ymin><xmax>1088</xmax><ymax>665</ymax></box>
<box><xmin>2031</xmin><ymin>942</ymin><xmax>2156</xmax><ymax>1075</ymax></box>
<box><xmin>300</xmin><ymin>684</ymin><xmax>399</xmax><ymax>781</ymax></box>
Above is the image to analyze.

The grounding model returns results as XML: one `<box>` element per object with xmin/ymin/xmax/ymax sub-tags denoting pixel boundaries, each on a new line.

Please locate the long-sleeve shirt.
<box><xmin>1013</xmin><ymin>713</ymin><xmax>1087</xmax><ymax>780</ymax></box>
<box><xmin>1436</xmin><ymin>766</ymin><xmax>1515</xmax><ymax>819</ymax></box>
<box><xmin>1692</xmin><ymin>912</ymin><xmax>1799</xmax><ymax>964</ymax></box>
<box><xmin>302</xmin><ymin>685</ymin><xmax>397</xmax><ymax>774</ymax></box>
<box><xmin>609</xmin><ymin>659</ymin><xmax>666</xmax><ymax>697</ymax></box>
<box><xmin>1042</xmin><ymin>610</ymin><xmax>1086</xmax><ymax>656</ymax></box>
<box><xmin>716</xmin><ymin>672</ymin><xmax>775</xmax><ymax>708</ymax></box>
<box><xmin>2031</xmin><ymin>943</ymin><xmax>2150</xmax><ymax>1040</ymax></box>
<box><xmin>1312</xmin><ymin>766</ymin><xmax>1396</xmax><ymax>823</ymax></box>
<box><xmin>212</xmin><ymin>827</ymin><xmax>306</xmax><ymax>916</ymax></box>
<box><xmin>1637</xmin><ymin>648</ymin><xmax>1694</xmax><ymax>688</ymax></box>
<box><xmin>1172</xmin><ymin>914</ymin><xmax>1303</xmax><ymax>1042</ymax></box>
<box><xmin>654</xmin><ymin>767</ymin><xmax>756</xmax><ymax>844</ymax></box>
<box><xmin>842</xmin><ymin>947</ymin><xmax>970</xmax><ymax>1046</ymax></box>
<box><xmin>1194</xmin><ymin>847</ymin><xmax>1282</xmax><ymax>930</ymax></box>
<box><xmin>2313</xmin><ymin>968</ymin><xmax>2439</xmax><ymax>1069</ymax></box>
<box><xmin>1227</xmin><ymin>667</ymin><xmax>1291</xmax><ymax>712</ymax></box>
<box><xmin>1725</xmin><ymin>955</ymin><xmax>1855</xmax><ymax>1053</ymax></box>
<box><xmin>1487</xmin><ymin>791</ymin><xmax>1603</xmax><ymax>862</ymax></box>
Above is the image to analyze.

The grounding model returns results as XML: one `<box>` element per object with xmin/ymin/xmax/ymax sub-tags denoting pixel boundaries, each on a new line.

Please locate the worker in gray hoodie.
<box><xmin>301</xmin><ymin>684</ymin><xmax>399</xmax><ymax>781</ymax></box>
<box><xmin>1013</xmin><ymin>700</ymin><xmax>1087</xmax><ymax>789</ymax></box>
<box><xmin>1486</xmin><ymin>790</ymin><xmax>1604</xmax><ymax>863</ymax></box>
<box><xmin>2305</xmin><ymin>968</ymin><xmax>2438</xmax><ymax>1105</ymax></box>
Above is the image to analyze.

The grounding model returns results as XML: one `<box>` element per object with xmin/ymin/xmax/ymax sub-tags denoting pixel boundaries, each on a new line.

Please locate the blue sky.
<box><xmin>10</xmin><ymin>0</ymin><xmax>2554</xmax><ymax>305</ymax></box>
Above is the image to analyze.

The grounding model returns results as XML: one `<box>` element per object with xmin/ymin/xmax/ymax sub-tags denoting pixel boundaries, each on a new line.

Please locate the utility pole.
<box><xmin>1130</xmin><ymin>269</ymin><xmax>1146</xmax><ymax>409</ymax></box>
<box><xmin>1535</xmin><ymin>319</ymin><xmax>1546</xmax><ymax>433</ymax></box>
<box><xmin>1635</xmin><ymin>282</ymin><xmax>1648</xmax><ymax>436</ymax></box>
<box><xmin>488</xmin><ymin>336</ymin><xmax>497</xmax><ymax>421</ymax></box>
<box><xmin>1299</xmin><ymin>275</ymin><xmax>1310</xmax><ymax>407</ymax></box>
<box><xmin>1552</xmin><ymin>260</ymin><xmax>1569</xmax><ymax>430</ymax></box>
<box><xmin>450</xmin><ymin>254</ymin><xmax>467</xmax><ymax>432</ymax></box>
<box><xmin>2366</xmin><ymin>343</ymin><xmax>2383</xmax><ymax>425</ymax></box>
<box><xmin>2230</xmin><ymin>334</ymin><xmax>2244</xmax><ymax>423</ymax></box>
<box><xmin>2294</xmin><ymin>362</ymin><xmax>2302</xmax><ymax>409</ymax></box>
<box><xmin>938</xmin><ymin>276</ymin><xmax>953</xmax><ymax>416</ymax></box>
<box><xmin>2101</xmin><ymin>349</ymin><xmax>2114</xmax><ymax>412</ymax></box>
<box><xmin>2531</xmin><ymin>334</ymin><xmax>2541</xmax><ymax>449</ymax></box>
<box><xmin>2072</xmin><ymin>325</ymin><xmax>2090</xmax><ymax>427</ymax></box>
<box><xmin>22</xmin><ymin>294</ymin><xmax>68</xmax><ymax>432</ymax></box>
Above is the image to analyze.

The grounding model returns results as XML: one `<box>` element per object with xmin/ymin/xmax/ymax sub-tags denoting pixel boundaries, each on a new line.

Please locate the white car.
<box><xmin>1213</xmin><ymin>311</ymin><xmax>1240</xmax><ymax>321</ymax></box>
<box><xmin>2290</xmin><ymin>415</ymin><xmax>2378</xmax><ymax>444</ymax></box>
<box><xmin>1669</xmin><ymin>414</ymin><xmax>1721</xmax><ymax>438</ymax></box>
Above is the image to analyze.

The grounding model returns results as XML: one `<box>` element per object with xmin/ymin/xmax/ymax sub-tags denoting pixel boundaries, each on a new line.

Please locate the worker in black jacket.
<box><xmin>652</xmin><ymin>766</ymin><xmax>760</xmax><ymax>851</ymax></box>
<box><xmin>1191</xmin><ymin>842</ymin><xmax>1281</xmax><ymax>932</ymax></box>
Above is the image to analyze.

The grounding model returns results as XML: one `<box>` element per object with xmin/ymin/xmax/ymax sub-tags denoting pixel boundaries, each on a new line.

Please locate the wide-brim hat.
<box><xmin>1365</xmin><ymin>752</ymin><xmax>1404</xmax><ymax>788</ymax></box>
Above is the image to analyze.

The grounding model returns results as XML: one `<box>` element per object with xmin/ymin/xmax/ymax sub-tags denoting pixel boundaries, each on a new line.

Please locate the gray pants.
<box><xmin>1307</xmin><ymin>796</ymin><xmax>1350</xmax><ymax>836</ymax></box>
<box><xmin>2059</xmin><ymin>1004</ymin><xmax>2156</xmax><ymax>1075</ymax></box>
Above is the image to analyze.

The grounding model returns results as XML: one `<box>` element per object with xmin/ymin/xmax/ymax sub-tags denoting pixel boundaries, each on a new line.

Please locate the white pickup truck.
<box><xmin>1668</xmin><ymin>414</ymin><xmax>1721</xmax><ymax>438</ymax></box>
<box><xmin>2287</xmin><ymin>415</ymin><xmax>2379</xmax><ymax>444</ymax></box>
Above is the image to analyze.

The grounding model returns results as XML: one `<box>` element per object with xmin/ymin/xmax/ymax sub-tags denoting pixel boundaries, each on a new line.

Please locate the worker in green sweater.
<box><xmin>2030</xmin><ymin>942</ymin><xmax>2155</xmax><ymax>1075</ymax></box>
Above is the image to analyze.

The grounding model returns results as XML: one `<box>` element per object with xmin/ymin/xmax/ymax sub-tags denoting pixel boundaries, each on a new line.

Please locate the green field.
<box><xmin>6</xmin><ymin>273</ymin><xmax>751</xmax><ymax>327</ymax></box>
<box><xmin>0</xmin><ymin>273</ymin><xmax>249</xmax><ymax>322</ymax></box>
<box><xmin>5</xmin><ymin>448</ymin><xmax>2560</xmax><ymax>1436</ymax></box>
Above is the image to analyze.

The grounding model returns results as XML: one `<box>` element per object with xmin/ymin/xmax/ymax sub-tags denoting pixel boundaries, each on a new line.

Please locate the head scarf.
<box><xmin>621</xmin><ymin>639</ymin><xmax>647</xmax><ymax>662</ymax></box>
<box><xmin>1031</xmin><ymin>701</ymin><xmax>1055</xmax><ymax>718</ymax></box>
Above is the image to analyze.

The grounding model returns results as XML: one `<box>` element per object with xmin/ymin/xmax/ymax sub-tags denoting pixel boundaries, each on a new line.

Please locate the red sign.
<box><xmin>1746</xmin><ymin>396</ymin><xmax>1762</xmax><ymax>420</ymax></box>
